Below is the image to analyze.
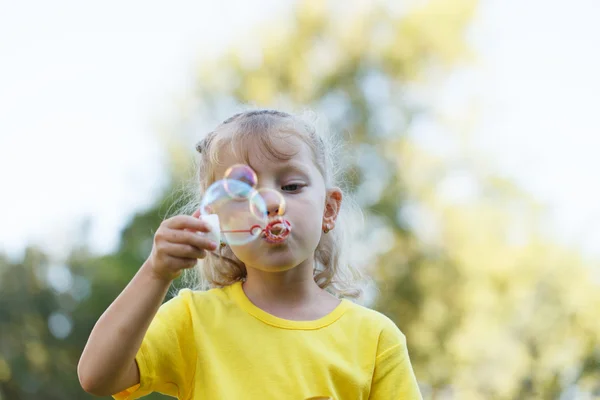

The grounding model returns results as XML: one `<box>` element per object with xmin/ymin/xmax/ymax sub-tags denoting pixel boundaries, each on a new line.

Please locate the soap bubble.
<box><xmin>224</xmin><ymin>164</ymin><xmax>257</xmax><ymax>194</ymax></box>
<box><xmin>199</xmin><ymin>165</ymin><xmax>291</xmax><ymax>246</ymax></box>
<box><xmin>250</xmin><ymin>188</ymin><xmax>286</xmax><ymax>217</ymax></box>
<box><xmin>200</xmin><ymin>179</ymin><xmax>266</xmax><ymax>245</ymax></box>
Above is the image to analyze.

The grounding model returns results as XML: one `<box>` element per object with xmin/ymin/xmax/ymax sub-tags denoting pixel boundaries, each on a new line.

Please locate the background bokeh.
<box><xmin>1</xmin><ymin>0</ymin><xmax>600</xmax><ymax>399</ymax></box>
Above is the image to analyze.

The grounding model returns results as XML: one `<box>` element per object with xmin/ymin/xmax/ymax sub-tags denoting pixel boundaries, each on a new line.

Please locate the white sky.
<box><xmin>1</xmin><ymin>0</ymin><xmax>599</xmax><ymax>260</ymax></box>
<box><xmin>470</xmin><ymin>0</ymin><xmax>600</xmax><ymax>259</ymax></box>
<box><xmin>0</xmin><ymin>0</ymin><xmax>286</xmax><ymax>258</ymax></box>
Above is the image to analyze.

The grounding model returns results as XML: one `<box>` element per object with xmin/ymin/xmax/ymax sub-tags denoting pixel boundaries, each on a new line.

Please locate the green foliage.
<box><xmin>0</xmin><ymin>248</ymin><xmax>89</xmax><ymax>399</ymax></box>
<box><xmin>0</xmin><ymin>198</ymin><xmax>178</xmax><ymax>399</ymax></box>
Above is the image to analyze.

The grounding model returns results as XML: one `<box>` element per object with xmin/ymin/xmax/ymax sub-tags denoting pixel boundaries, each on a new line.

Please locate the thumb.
<box><xmin>192</xmin><ymin>209</ymin><xmax>201</xmax><ymax>218</ymax></box>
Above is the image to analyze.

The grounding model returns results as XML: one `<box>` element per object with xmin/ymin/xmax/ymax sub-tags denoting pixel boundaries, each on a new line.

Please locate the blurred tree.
<box><xmin>383</xmin><ymin>142</ymin><xmax>600</xmax><ymax>398</ymax></box>
<box><xmin>0</xmin><ymin>198</ymin><xmax>182</xmax><ymax>399</ymax></box>
<box><xmin>0</xmin><ymin>247</ymin><xmax>88</xmax><ymax>399</ymax></box>
<box><xmin>2</xmin><ymin>0</ymin><xmax>599</xmax><ymax>399</ymax></box>
<box><xmin>166</xmin><ymin>0</ymin><xmax>600</xmax><ymax>398</ymax></box>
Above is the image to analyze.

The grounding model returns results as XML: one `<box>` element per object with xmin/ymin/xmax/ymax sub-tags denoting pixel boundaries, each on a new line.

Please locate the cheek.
<box><xmin>294</xmin><ymin>213</ymin><xmax>322</xmax><ymax>236</ymax></box>
<box><xmin>290</xmin><ymin>196</ymin><xmax>325</xmax><ymax>234</ymax></box>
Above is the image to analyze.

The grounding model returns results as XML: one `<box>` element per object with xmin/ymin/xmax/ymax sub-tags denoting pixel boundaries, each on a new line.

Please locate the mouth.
<box><xmin>263</xmin><ymin>219</ymin><xmax>292</xmax><ymax>244</ymax></box>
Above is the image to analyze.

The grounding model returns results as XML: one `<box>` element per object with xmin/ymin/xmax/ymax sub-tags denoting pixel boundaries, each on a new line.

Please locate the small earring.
<box><xmin>323</xmin><ymin>225</ymin><xmax>331</xmax><ymax>234</ymax></box>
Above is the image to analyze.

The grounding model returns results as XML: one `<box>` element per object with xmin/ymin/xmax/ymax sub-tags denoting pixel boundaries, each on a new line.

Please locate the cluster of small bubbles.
<box><xmin>200</xmin><ymin>164</ymin><xmax>289</xmax><ymax>246</ymax></box>
<box><xmin>200</xmin><ymin>178</ymin><xmax>266</xmax><ymax>245</ymax></box>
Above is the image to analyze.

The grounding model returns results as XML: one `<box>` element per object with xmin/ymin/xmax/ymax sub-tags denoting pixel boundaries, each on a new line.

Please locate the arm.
<box><xmin>369</xmin><ymin>343</ymin><xmax>422</xmax><ymax>400</ymax></box>
<box><xmin>77</xmin><ymin>215</ymin><xmax>217</xmax><ymax>396</ymax></box>
<box><xmin>77</xmin><ymin>263</ymin><xmax>169</xmax><ymax>396</ymax></box>
<box><xmin>368</xmin><ymin>320</ymin><xmax>422</xmax><ymax>400</ymax></box>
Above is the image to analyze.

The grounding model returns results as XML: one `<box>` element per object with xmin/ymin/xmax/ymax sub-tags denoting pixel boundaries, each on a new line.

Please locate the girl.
<box><xmin>78</xmin><ymin>109</ymin><xmax>422</xmax><ymax>399</ymax></box>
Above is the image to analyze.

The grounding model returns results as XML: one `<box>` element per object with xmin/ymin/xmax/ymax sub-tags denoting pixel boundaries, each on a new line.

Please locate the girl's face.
<box><xmin>212</xmin><ymin>133</ymin><xmax>340</xmax><ymax>273</ymax></box>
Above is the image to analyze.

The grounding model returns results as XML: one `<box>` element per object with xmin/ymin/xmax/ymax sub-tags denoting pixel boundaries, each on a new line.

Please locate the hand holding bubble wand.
<box><xmin>197</xmin><ymin>164</ymin><xmax>291</xmax><ymax>248</ymax></box>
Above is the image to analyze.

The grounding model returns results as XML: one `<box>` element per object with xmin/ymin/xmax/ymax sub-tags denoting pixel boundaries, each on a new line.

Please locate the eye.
<box><xmin>282</xmin><ymin>184</ymin><xmax>303</xmax><ymax>192</ymax></box>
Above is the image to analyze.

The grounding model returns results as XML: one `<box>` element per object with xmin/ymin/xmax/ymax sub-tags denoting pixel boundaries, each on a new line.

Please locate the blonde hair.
<box><xmin>176</xmin><ymin>109</ymin><xmax>365</xmax><ymax>298</ymax></box>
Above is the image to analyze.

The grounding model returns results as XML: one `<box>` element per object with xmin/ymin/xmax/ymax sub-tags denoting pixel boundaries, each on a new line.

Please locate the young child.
<box><xmin>78</xmin><ymin>109</ymin><xmax>422</xmax><ymax>399</ymax></box>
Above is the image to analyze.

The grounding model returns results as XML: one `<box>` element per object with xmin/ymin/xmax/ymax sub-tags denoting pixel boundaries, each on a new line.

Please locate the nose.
<box><xmin>255</xmin><ymin>187</ymin><xmax>286</xmax><ymax>218</ymax></box>
<box><xmin>266</xmin><ymin>202</ymin><xmax>282</xmax><ymax>217</ymax></box>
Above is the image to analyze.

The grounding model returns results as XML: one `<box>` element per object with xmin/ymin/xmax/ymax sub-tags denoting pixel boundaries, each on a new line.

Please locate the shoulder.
<box><xmin>159</xmin><ymin>285</ymin><xmax>236</xmax><ymax>320</ymax></box>
<box><xmin>343</xmin><ymin>301</ymin><xmax>404</xmax><ymax>334</ymax></box>
<box><xmin>343</xmin><ymin>301</ymin><xmax>407</xmax><ymax>353</ymax></box>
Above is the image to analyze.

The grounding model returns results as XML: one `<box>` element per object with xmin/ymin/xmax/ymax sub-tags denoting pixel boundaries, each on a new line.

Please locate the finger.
<box><xmin>164</xmin><ymin>229</ymin><xmax>219</xmax><ymax>251</ymax></box>
<box><xmin>161</xmin><ymin>241</ymin><xmax>208</xmax><ymax>260</ymax></box>
<box><xmin>165</xmin><ymin>215</ymin><xmax>212</xmax><ymax>232</ymax></box>
<box><xmin>192</xmin><ymin>209</ymin><xmax>201</xmax><ymax>218</ymax></box>
<box><xmin>163</xmin><ymin>254</ymin><xmax>200</xmax><ymax>269</ymax></box>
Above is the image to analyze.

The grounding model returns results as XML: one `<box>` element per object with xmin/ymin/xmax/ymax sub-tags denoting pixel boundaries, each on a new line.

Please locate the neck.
<box><xmin>242</xmin><ymin>258</ymin><xmax>323</xmax><ymax>307</ymax></box>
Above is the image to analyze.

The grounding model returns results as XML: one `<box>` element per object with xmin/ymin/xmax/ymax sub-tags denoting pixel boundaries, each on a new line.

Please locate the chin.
<box><xmin>232</xmin><ymin>239</ymin><xmax>314</xmax><ymax>273</ymax></box>
<box><xmin>252</xmin><ymin>264</ymin><xmax>296</xmax><ymax>273</ymax></box>
<box><xmin>248</xmin><ymin>256</ymin><xmax>300</xmax><ymax>273</ymax></box>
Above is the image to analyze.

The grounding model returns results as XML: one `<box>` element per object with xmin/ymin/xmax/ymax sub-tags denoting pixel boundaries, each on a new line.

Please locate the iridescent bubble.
<box><xmin>224</xmin><ymin>164</ymin><xmax>257</xmax><ymax>199</ymax></box>
<box><xmin>250</xmin><ymin>188</ymin><xmax>286</xmax><ymax>218</ymax></box>
<box><xmin>199</xmin><ymin>165</ymin><xmax>293</xmax><ymax>246</ymax></box>
<box><xmin>251</xmin><ymin>188</ymin><xmax>291</xmax><ymax>242</ymax></box>
<box><xmin>200</xmin><ymin>179</ymin><xmax>267</xmax><ymax>245</ymax></box>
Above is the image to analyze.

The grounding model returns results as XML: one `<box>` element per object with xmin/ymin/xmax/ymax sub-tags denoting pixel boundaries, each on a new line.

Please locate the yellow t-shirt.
<box><xmin>113</xmin><ymin>282</ymin><xmax>422</xmax><ymax>400</ymax></box>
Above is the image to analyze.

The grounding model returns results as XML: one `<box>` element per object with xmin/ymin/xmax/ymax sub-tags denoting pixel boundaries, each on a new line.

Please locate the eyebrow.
<box><xmin>214</xmin><ymin>162</ymin><xmax>310</xmax><ymax>184</ymax></box>
<box><xmin>275</xmin><ymin>163</ymin><xmax>310</xmax><ymax>176</ymax></box>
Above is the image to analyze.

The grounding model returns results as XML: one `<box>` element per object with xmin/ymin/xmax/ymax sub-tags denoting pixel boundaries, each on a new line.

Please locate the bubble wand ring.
<box><xmin>218</xmin><ymin>219</ymin><xmax>292</xmax><ymax>245</ymax></box>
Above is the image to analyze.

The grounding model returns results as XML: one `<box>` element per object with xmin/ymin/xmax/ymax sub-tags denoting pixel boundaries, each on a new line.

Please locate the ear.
<box><xmin>323</xmin><ymin>187</ymin><xmax>342</xmax><ymax>228</ymax></box>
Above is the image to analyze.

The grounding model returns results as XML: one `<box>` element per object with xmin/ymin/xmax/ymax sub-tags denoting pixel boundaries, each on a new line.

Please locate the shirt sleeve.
<box><xmin>112</xmin><ymin>289</ymin><xmax>197</xmax><ymax>400</ymax></box>
<box><xmin>369</xmin><ymin>320</ymin><xmax>422</xmax><ymax>400</ymax></box>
